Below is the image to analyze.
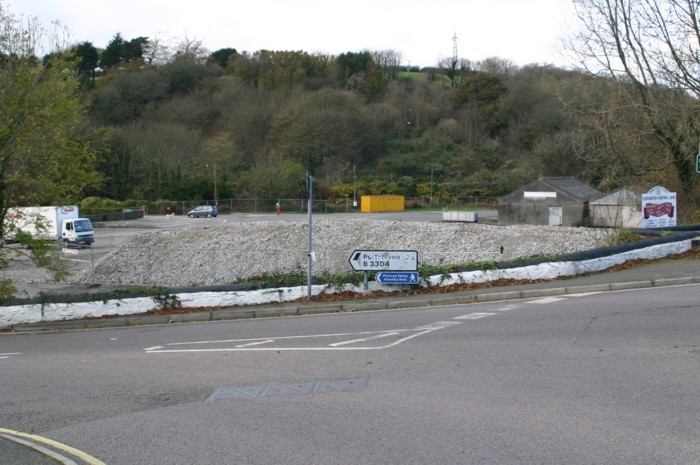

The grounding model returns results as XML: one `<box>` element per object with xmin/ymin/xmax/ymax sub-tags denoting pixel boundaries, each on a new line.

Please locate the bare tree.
<box><xmin>370</xmin><ymin>49</ymin><xmax>403</xmax><ymax>79</ymax></box>
<box><xmin>143</xmin><ymin>32</ymin><xmax>169</xmax><ymax>66</ymax></box>
<box><xmin>173</xmin><ymin>33</ymin><xmax>209</xmax><ymax>63</ymax></box>
<box><xmin>567</xmin><ymin>0</ymin><xmax>700</xmax><ymax>199</ymax></box>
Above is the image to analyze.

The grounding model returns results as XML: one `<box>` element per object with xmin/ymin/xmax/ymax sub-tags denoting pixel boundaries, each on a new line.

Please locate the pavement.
<box><xmin>8</xmin><ymin>253</ymin><xmax>700</xmax><ymax>333</ymax></box>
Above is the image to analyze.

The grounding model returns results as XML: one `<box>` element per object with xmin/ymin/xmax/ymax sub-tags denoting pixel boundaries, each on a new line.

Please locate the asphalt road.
<box><xmin>1</xmin><ymin>283</ymin><xmax>699</xmax><ymax>464</ymax></box>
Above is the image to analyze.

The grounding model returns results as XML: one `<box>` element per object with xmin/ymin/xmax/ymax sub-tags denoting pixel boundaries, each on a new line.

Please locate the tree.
<box><xmin>454</xmin><ymin>73</ymin><xmax>509</xmax><ymax>137</ymax></box>
<box><xmin>0</xmin><ymin>2</ymin><xmax>100</xmax><ymax>296</ymax></box>
<box><xmin>71</xmin><ymin>41</ymin><xmax>99</xmax><ymax>85</ymax></box>
<box><xmin>99</xmin><ymin>33</ymin><xmax>148</xmax><ymax>69</ymax></box>
<box><xmin>209</xmin><ymin>47</ymin><xmax>237</xmax><ymax>69</ymax></box>
<box><xmin>567</xmin><ymin>0</ymin><xmax>700</xmax><ymax>202</ymax></box>
<box><xmin>100</xmin><ymin>33</ymin><xmax>125</xmax><ymax>68</ymax></box>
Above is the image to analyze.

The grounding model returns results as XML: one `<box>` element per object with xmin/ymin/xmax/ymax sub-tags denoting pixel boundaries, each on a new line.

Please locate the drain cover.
<box><xmin>207</xmin><ymin>376</ymin><xmax>369</xmax><ymax>401</ymax></box>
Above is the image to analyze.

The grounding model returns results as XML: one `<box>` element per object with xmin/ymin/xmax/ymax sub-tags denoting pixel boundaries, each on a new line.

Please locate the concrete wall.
<box><xmin>591</xmin><ymin>205</ymin><xmax>642</xmax><ymax>228</ymax></box>
<box><xmin>498</xmin><ymin>202</ymin><xmax>588</xmax><ymax>226</ymax></box>
<box><xmin>1</xmin><ymin>238</ymin><xmax>695</xmax><ymax>330</ymax></box>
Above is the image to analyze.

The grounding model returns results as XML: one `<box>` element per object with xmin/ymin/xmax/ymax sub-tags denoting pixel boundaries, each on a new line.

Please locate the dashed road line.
<box><xmin>528</xmin><ymin>297</ymin><xmax>567</xmax><ymax>304</ymax></box>
<box><xmin>492</xmin><ymin>304</ymin><xmax>520</xmax><ymax>312</ymax></box>
<box><xmin>0</xmin><ymin>352</ymin><xmax>20</xmax><ymax>359</ymax></box>
<box><xmin>454</xmin><ymin>312</ymin><xmax>498</xmax><ymax>320</ymax></box>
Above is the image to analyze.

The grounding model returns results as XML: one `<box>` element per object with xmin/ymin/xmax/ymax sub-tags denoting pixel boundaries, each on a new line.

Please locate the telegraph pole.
<box><xmin>307</xmin><ymin>174</ymin><xmax>313</xmax><ymax>300</ymax></box>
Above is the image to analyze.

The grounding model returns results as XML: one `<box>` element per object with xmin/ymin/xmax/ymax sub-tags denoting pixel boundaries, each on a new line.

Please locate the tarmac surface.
<box><xmin>3</xmin><ymin>254</ymin><xmax>700</xmax><ymax>463</ymax></box>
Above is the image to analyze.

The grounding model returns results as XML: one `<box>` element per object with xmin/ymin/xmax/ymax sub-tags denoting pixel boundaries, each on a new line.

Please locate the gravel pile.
<box><xmin>75</xmin><ymin>219</ymin><xmax>612</xmax><ymax>287</ymax></box>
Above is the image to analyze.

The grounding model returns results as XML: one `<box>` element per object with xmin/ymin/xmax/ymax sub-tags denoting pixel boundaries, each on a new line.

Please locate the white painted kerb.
<box><xmin>0</xmin><ymin>239</ymin><xmax>693</xmax><ymax>329</ymax></box>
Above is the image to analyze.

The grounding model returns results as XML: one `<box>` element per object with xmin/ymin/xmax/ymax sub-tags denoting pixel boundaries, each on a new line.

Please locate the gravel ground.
<box><xmin>73</xmin><ymin>219</ymin><xmax>612</xmax><ymax>287</ymax></box>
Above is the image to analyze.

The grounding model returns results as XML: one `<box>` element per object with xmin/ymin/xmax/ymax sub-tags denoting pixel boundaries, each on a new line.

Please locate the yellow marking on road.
<box><xmin>0</xmin><ymin>427</ymin><xmax>106</xmax><ymax>465</ymax></box>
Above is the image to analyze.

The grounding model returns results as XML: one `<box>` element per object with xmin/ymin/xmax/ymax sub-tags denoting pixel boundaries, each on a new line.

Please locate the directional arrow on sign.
<box><xmin>348</xmin><ymin>250</ymin><xmax>418</xmax><ymax>272</ymax></box>
<box><xmin>376</xmin><ymin>272</ymin><xmax>420</xmax><ymax>284</ymax></box>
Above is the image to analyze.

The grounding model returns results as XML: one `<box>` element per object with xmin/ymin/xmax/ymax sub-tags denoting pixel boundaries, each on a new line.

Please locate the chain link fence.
<box><xmin>81</xmin><ymin>196</ymin><xmax>497</xmax><ymax>216</ymax></box>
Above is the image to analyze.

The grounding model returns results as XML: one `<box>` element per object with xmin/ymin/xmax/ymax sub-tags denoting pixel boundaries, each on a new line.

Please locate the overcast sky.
<box><xmin>12</xmin><ymin>0</ymin><xmax>576</xmax><ymax>68</ymax></box>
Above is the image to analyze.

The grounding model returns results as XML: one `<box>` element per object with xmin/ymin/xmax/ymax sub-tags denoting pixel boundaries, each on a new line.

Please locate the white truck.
<box><xmin>5</xmin><ymin>206</ymin><xmax>94</xmax><ymax>246</ymax></box>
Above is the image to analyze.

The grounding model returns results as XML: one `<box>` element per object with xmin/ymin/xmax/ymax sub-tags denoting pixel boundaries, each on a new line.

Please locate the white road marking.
<box><xmin>145</xmin><ymin>321</ymin><xmax>462</xmax><ymax>353</ymax></box>
<box><xmin>492</xmin><ymin>304</ymin><xmax>520</xmax><ymax>312</ymax></box>
<box><xmin>236</xmin><ymin>339</ymin><xmax>274</xmax><ymax>348</ymax></box>
<box><xmin>528</xmin><ymin>297</ymin><xmax>566</xmax><ymax>304</ymax></box>
<box><xmin>0</xmin><ymin>352</ymin><xmax>20</xmax><ymax>359</ymax></box>
<box><xmin>454</xmin><ymin>312</ymin><xmax>498</xmax><ymax>320</ymax></box>
<box><xmin>414</xmin><ymin>321</ymin><xmax>461</xmax><ymax>330</ymax></box>
<box><xmin>329</xmin><ymin>332</ymin><xmax>400</xmax><ymax>347</ymax></box>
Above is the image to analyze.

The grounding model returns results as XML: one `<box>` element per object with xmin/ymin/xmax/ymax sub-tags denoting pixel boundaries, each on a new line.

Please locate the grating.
<box><xmin>207</xmin><ymin>376</ymin><xmax>369</xmax><ymax>401</ymax></box>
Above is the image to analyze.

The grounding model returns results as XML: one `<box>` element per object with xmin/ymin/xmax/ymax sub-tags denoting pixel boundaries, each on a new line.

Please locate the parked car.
<box><xmin>187</xmin><ymin>205</ymin><xmax>218</xmax><ymax>218</ymax></box>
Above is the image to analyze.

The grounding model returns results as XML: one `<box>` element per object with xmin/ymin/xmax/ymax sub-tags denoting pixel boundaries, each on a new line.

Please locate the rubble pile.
<box><xmin>75</xmin><ymin>220</ymin><xmax>612</xmax><ymax>287</ymax></box>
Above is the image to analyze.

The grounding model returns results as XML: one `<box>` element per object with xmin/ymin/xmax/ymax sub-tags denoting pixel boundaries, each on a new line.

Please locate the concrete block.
<box><xmin>84</xmin><ymin>318</ymin><xmax>129</xmax><ymax>329</ymax></box>
<box><xmin>520</xmin><ymin>288</ymin><xmax>566</xmax><ymax>299</ymax></box>
<box><xmin>430</xmin><ymin>295</ymin><xmax>476</xmax><ymax>306</ymax></box>
<box><xmin>298</xmin><ymin>304</ymin><xmax>342</xmax><ymax>315</ymax></box>
<box><xmin>475</xmin><ymin>291</ymin><xmax>522</xmax><ymax>302</ymax></box>
<box><xmin>126</xmin><ymin>315</ymin><xmax>170</xmax><ymax>326</ymax></box>
<box><xmin>653</xmin><ymin>277</ymin><xmax>695</xmax><ymax>287</ymax></box>
<box><xmin>386</xmin><ymin>299</ymin><xmax>431</xmax><ymax>309</ymax></box>
<box><xmin>12</xmin><ymin>319</ymin><xmax>88</xmax><ymax>332</ymax></box>
<box><xmin>609</xmin><ymin>281</ymin><xmax>653</xmax><ymax>290</ymax></box>
<box><xmin>168</xmin><ymin>311</ymin><xmax>212</xmax><ymax>323</ymax></box>
<box><xmin>254</xmin><ymin>306</ymin><xmax>298</xmax><ymax>318</ymax></box>
<box><xmin>211</xmin><ymin>308</ymin><xmax>256</xmax><ymax>320</ymax></box>
<box><xmin>565</xmin><ymin>284</ymin><xmax>611</xmax><ymax>294</ymax></box>
<box><xmin>341</xmin><ymin>301</ymin><xmax>388</xmax><ymax>312</ymax></box>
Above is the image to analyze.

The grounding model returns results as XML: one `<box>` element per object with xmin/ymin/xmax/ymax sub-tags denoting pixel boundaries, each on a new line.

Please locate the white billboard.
<box><xmin>641</xmin><ymin>186</ymin><xmax>676</xmax><ymax>228</ymax></box>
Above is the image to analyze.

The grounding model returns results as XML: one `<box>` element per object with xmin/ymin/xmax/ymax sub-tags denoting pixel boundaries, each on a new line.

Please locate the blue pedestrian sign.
<box><xmin>376</xmin><ymin>271</ymin><xmax>420</xmax><ymax>285</ymax></box>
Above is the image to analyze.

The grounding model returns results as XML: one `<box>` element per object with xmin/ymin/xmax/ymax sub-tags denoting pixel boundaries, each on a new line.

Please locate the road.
<box><xmin>1</xmin><ymin>284</ymin><xmax>699</xmax><ymax>464</ymax></box>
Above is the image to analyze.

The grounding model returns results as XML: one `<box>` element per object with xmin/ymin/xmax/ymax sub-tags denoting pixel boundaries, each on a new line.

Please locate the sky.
<box><xmin>11</xmin><ymin>0</ymin><xmax>576</xmax><ymax>68</ymax></box>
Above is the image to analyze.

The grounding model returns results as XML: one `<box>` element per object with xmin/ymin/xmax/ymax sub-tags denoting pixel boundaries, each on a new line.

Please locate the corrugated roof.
<box><xmin>539</xmin><ymin>177</ymin><xmax>602</xmax><ymax>202</ymax></box>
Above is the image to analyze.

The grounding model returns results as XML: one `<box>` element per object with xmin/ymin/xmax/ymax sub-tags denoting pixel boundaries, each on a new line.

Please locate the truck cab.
<box><xmin>62</xmin><ymin>218</ymin><xmax>94</xmax><ymax>246</ymax></box>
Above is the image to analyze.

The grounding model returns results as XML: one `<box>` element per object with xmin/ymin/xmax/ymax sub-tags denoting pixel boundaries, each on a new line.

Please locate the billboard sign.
<box><xmin>641</xmin><ymin>186</ymin><xmax>676</xmax><ymax>228</ymax></box>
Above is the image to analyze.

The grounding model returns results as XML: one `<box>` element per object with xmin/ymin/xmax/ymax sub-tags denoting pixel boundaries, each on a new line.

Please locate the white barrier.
<box><xmin>0</xmin><ymin>239</ymin><xmax>694</xmax><ymax>330</ymax></box>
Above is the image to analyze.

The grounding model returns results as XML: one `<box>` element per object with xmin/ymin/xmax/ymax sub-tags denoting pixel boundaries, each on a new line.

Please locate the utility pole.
<box><xmin>451</xmin><ymin>32</ymin><xmax>459</xmax><ymax>88</ymax></box>
<box><xmin>353</xmin><ymin>164</ymin><xmax>357</xmax><ymax>207</ymax></box>
<box><xmin>213</xmin><ymin>162</ymin><xmax>218</xmax><ymax>205</ymax></box>
<box><xmin>307</xmin><ymin>174</ymin><xmax>313</xmax><ymax>300</ymax></box>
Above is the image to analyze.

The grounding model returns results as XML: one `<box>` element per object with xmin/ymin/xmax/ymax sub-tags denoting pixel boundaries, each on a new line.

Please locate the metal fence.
<box><xmin>81</xmin><ymin>196</ymin><xmax>497</xmax><ymax>216</ymax></box>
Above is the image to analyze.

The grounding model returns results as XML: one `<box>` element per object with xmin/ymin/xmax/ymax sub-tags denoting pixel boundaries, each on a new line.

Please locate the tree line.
<box><xmin>5</xmin><ymin>0</ymin><xmax>700</xmax><ymax>214</ymax></box>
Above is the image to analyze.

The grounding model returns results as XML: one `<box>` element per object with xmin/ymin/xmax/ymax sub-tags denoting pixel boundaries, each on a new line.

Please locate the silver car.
<box><xmin>187</xmin><ymin>205</ymin><xmax>218</xmax><ymax>218</ymax></box>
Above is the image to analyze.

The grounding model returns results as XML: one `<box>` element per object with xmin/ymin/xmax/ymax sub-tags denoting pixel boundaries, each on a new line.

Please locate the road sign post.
<box><xmin>348</xmin><ymin>250</ymin><xmax>418</xmax><ymax>272</ymax></box>
<box><xmin>376</xmin><ymin>272</ymin><xmax>420</xmax><ymax>285</ymax></box>
<box><xmin>348</xmin><ymin>250</ymin><xmax>419</xmax><ymax>291</ymax></box>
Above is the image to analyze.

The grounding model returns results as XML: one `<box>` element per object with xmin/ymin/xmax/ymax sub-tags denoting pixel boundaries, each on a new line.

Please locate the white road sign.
<box><xmin>348</xmin><ymin>250</ymin><xmax>418</xmax><ymax>271</ymax></box>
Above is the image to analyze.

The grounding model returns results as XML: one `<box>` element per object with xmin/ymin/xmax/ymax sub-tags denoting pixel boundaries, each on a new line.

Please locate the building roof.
<box><xmin>540</xmin><ymin>177</ymin><xmax>602</xmax><ymax>202</ymax></box>
<box><xmin>591</xmin><ymin>188</ymin><xmax>641</xmax><ymax>206</ymax></box>
<box><xmin>499</xmin><ymin>177</ymin><xmax>603</xmax><ymax>203</ymax></box>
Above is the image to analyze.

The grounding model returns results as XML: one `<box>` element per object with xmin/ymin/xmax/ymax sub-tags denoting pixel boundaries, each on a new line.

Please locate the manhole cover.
<box><xmin>207</xmin><ymin>376</ymin><xmax>369</xmax><ymax>401</ymax></box>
